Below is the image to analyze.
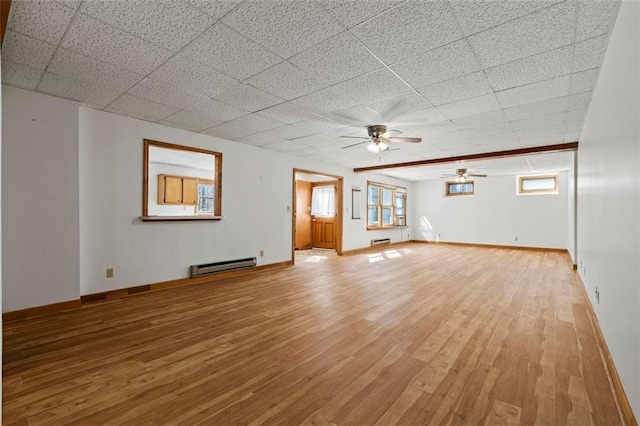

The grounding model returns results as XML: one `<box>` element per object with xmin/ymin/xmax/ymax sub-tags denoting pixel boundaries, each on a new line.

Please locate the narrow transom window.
<box><xmin>446</xmin><ymin>182</ymin><xmax>474</xmax><ymax>196</ymax></box>
<box><xmin>518</xmin><ymin>175</ymin><xmax>558</xmax><ymax>194</ymax></box>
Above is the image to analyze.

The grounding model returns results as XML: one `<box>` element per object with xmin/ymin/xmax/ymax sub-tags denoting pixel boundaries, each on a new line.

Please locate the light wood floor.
<box><xmin>3</xmin><ymin>243</ymin><xmax>622</xmax><ymax>425</ymax></box>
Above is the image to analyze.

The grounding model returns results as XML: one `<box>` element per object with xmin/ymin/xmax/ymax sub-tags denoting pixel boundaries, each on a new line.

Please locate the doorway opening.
<box><xmin>292</xmin><ymin>169</ymin><xmax>343</xmax><ymax>264</ymax></box>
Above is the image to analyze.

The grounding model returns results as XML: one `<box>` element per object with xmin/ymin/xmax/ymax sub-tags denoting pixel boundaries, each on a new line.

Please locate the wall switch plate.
<box><xmin>260</xmin><ymin>250</ymin><xmax>264</xmax><ymax>257</ymax></box>
<box><xmin>106</xmin><ymin>268</ymin><xmax>114</xmax><ymax>278</ymax></box>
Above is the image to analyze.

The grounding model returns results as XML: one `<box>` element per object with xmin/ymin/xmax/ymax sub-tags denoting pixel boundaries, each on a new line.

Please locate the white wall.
<box><xmin>411</xmin><ymin>172</ymin><xmax>569</xmax><ymax>249</ymax></box>
<box><xmin>2</xmin><ymin>86</ymin><xmax>80</xmax><ymax>312</ymax></box>
<box><xmin>577</xmin><ymin>1</ymin><xmax>639</xmax><ymax>417</ymax></box>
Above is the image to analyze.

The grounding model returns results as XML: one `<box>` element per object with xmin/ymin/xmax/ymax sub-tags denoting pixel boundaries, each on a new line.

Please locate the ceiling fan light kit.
<box><xmin>341</xmin><ymin>124</ymin><xmax>422</xmax><ymax>153</ymax></box>
<box><xmin>367</xmin><ymin>140</ymin><xmax>389</xmax><ymax>153</ymax></box>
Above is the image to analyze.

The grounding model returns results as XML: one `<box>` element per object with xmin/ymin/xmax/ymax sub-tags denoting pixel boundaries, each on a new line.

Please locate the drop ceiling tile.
<box><xmin>212</xmin><ymin>83</ymin><xmax>283</xmax><ymax>112</ymax></box>
<box><xmin>471</xmin><ymin>132</ymin><xmax>519</xmax><ymax>146</ymax></box>
<box><xmin>566</xmin><ymin>108</ymin><xmax>588</xmax><ymax>124</ymax></box>
<box><xmin>38</xmin><ymin>72</ymin><xmax>121</xmax><ymax>109</ymax></box>
<box><xmin>261</xmin><ymin>125</ymin><xmax>315</xmax><ymax>141</ymax></box>
<box><xmin>266</xmin><ymin>139</ymin><xmax>314</xmax><ymax>152</ymax></box>
<box><xmin>61</xmin><ymin>13</ymin><xmax>173</xmax><ymax>74</ymax></box>
<box><xmin>449</xmin><ymin>0</ymin><xmax>560</xmax><ymax>36</ymax></box>
<box><xmin>106</xmin><ymin>94</ymin><xmax>179</xmax><ymax>120</ymax></box>
<box><xmin>244</xmin><ymin>62</ymin><xmax>327</xmax><ymax>101</ymax></box>
<box><xmin>565</xmin><ymin>120</ymin><xmax>584</xmax><ymax>133</ymax></box>
<box><xmin>485</xmin><ymin>45</ymin><xmax>573</xmax><ymax>91</ymax></box>
<box><xmin>436</xmin><ymin>94</ymin><xmax>502</xmax><ymax>120</ymax></box>
<box><xmin>55</xmin><ymin>0</ymin><xmax>82</xmax><ymax>9</ymax></box>
<box><xmin>332</xmin><ymin>69</ymin><xmax>411</xmax><ymax>104</ymax></box>
<box><xmin>418</xmin><ymin>71</ymin><xmax>493</xmax><ymax>106</ymax></box>
<box><xmin>48</xmin><ymin>48</ymin><xmax>143</xmax><ymax>92</ymax></box>
<box><xmin>425</xmin><ymin>131</ymin><xmax>472</xmax><ymax>145</ymax></box>
<box><xmin>368</xmin><ymin>92</ymin><xmax>432</xmax><ymax>119</ymax></box>
<box><xmin>222</xmin><ymin>1</ymin><xmax>343</xmax><ymax>58</ymax></box>
<box><xmin>149</xmin><ymin>54</ymin><xmax>238</xmax><ymax>98</ymax></box>
<box><xmin>202</xmin><ymin>122</ymin><xmax>257</xmax><ymax>140</ymax></box>
<box><xmin>570</xmin><ymin>69</ymin><xmax>599</xmax><ymax>95</ymax></box>
<box><xmin>518</xmin><ymin>134</ymin><xmax>565</xmax><ymax>147</ymax></box>
<box><xmin>259</xmin><ymin>102</ymin><xmax>318</xmax><ymax>124</ymax></box>
<box><xmin>289</xmin><ymin>31</ymin><xmax>384</xmax><ymax>85</ymax></box>
<box><xmin>477</xmin><ymin>139</ymin><xmax>522</xmax><ymax>152</ymax></box>
<box><xmin>184</xmin><ymin>0</ymin><xmax>241</xmax><ymax>19</ymax></box>
<box><xmin>322</xmin><ymin>105</ymin><xmax>386</xmax><ymax>127</ymax></box>
<box><xmin>468</xmin><ymin>2</ymin><xmax>575</xmax><ymax>68</ymax></box>
<box><xmin>185</xmin><ymin>98</ymin><xmax>248</xmax><ymax>122</ymax></box>
<box><xmin>128</xmin><ymin>78</ymin><xmax>205</xmax><ymax>109</ymax></box>
<box><xmin>390</xmin><ymin>40</ymin><xmax>481</xmax><ymax>88</ymax></box>
<box><xmin>293</xmin><ymin>87</ymin><xmax>359</xmax><ymax>115</ymax></box>
<box><xmin>503</xmin><ymin>96</ymin><xmax>569</xmax><ymax>121</ymax></box>
<box><xmin>8</xmin><ymin>0</ymin><xmax>76</xmax><ymax>44</ymax></box>
<box><xmin>510</xmin><ymin>113</ymin><xmax>567</xmax><ymax>132</ymax></box>
<box><xmin>452</xmin><ymin>109</ymin><xmax>508</xmax><ymax>130</ymax></box>
<box><xmin>463</xmin><ymin>122</ymin><xmax>514</xmax><ymax>139</ymax></box>
<box><xmin>80</xmin><ymin>1</ymin><xmax>216</xmax><ymax>52</ymax></box>
<box><xmin>496</xmin><ymin>76</ymin><xmax>570</xmax><ymax>108</ymax></box>
<box><xmin>236</xmin><ymin>133</ymin><xmax>288</xmax><ymax>147</ymax></box>
<box><xmin>318</xmin><ymin>0</ymin><xmax>404</xmax><ymax>28</ymax></box>
<box><xmin>408</xmin><ymin>120</ymin><xmax>459</xmax><ymax>137</ymax></box>
<box><xmin>176</xmin><ymin>23</ymin><xmax>281</xmax><ymax>81</ymax></box>
<box><xmin>228</xmin><ymin>113</ymin><xmax>285</xmax><ymax>132</ymax></box>
<box><xmin>564</xmin><ymin>131</ymin><xmax>581</xmax><ymax>142</ymax></box>
<box><xmin>576</xmin><ymin>0</ymin><xmax>620</xmax><ymax>42</ymax></box>
<box><xmin>1</xmin><ymin>61</ymin><xmax>43</xmax><ymax>90</ymax></box>
<box><xmin>516</xmin><ymin>124</ymin><xmax>567</xmax><ymax>139</ymax></box>
<box><xmin>2</xmin><ymin>31</ymin><xmax>56</xmax><ymax>70</ymax></box>
<box><xmin>572</xmin><ymin>35</ymin><xmax>608</xmax><ymax>72</ymax></box>
<box><xmin>393</xmin><ymin>108</ymin><xmax>449</xmax><ymax>128</ymax></box>
<box><xmin>568</xmin><ymin>91</ymin><xmax>593</xmax><ymax>110</ymax></box>
<box><xmin>350</xmin><ymin>1</ymin><xmax>462</xmax><ymax>64</ymax></box>
<box><xmin>291</xmin><ymin>118</ymin><xmax>343</xmax><ymax>135</ymax></box>
<box><xmin>160</xmin><ymin>111</ymin><xmax>223</xmax><ymax>132</ymax></box>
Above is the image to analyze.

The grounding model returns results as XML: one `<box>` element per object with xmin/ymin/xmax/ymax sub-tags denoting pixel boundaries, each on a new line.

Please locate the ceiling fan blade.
<box><xmin>340</xmin><ymin>135</ymin><xmax>370</xmax><ymax>139</ymax></box>
<box><xmin>381</xmin><ymin>129</ymin><xmax>403</xmax><ymax>138</ymax></box>
<box><xmin>467</xmin><ymin>174</ymin><xmax>488</xmax><ymax>177</ymax></box>
<box><xmin>341</xmin><ymin>141</ymin><xmax>367</xmax><ymax>149</ymax></box>
<box><xmin>388</xmin><ymin>136</ymin><xmax>422</xmax><ymax>143</ymax></box>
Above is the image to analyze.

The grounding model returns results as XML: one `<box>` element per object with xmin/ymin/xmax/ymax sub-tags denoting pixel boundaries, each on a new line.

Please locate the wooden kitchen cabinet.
<box><xmin>157</xmin><ymin>174</ymin><xmax>198</xmax><ymax>205</ymax></box>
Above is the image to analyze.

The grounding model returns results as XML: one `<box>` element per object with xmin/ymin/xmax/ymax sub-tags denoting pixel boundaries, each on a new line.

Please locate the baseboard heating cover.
<box><xmin>371</xmin><ymin>238</ymin><xmax>391</xmax><ymax>247</ymax></box>
<box><xmin>190</xmin><ymin>257</ymin><xmax>257</xmax><ymax>277</ymax></box>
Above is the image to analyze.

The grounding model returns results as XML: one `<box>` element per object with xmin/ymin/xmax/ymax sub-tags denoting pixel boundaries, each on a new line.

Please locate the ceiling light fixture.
<box><xmin>367</xmin><ymin>141</ymin><xmax>389</xmax><ymax>154</ymax></box>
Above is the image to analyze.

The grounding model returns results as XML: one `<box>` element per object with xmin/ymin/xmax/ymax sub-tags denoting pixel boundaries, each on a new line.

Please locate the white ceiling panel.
<box><xmin>503</xmin><ymin>96</ymin><xmax>569</xmax><ymax>121</ymax></box>
<box><xmin>38</xmin><ymin>72</ymin><xmax>121</xmax><ymax>108</ymax></box>
<box><xmin>264</xmin><ymin>139</ymin><xmax>314</xmax><ymax>153</ymax></box>
<box><xmin>368</xmin><ymin>92</ymin><xmax>432</xmax><ymax>120</ymax></box>
<box><xmin>463</xmin><ymin>122</ymin><xmax>514</xmax><ymax>139</ymax></box>
<box><xmin>212</xmin><ymin>83</ymin><xmax>284</xmax><ymax>112</ymax></box>
<box><xmin>80</xmin><ymin>1</ymin><xmax>216</xmax><ymax>52</ymax></box>
<box><xmin>61</xmin><ymin>14</ymin><xmax>173</xmax><ymax>74</ymax></box>
<box><xmin>149</xmin><ymin>55</ymin><xmax>237</xmax><ymax>98</ymax></box>
<box><xmin>56</xmin><ymin>0</ymin><xmax>82</xmax><ymax>10</ymax></box>
<box><xmin>350</xmin><ymin>1</ymin><xmax>462</xmax><ymax>64</ymax></box>
<box><xmin>418</xmin><ymin>71</ymin><xmax>493</xmax><ymax>106</ymax></box>
<box><xmin>318</xmin><ymin>0</ymin><xmax>404</xmax><ymax>29</ymax></box>
<box><xmin>471</xmin><ymin>132</ymin><xmax>519</xmax><ymax>146</ymax></box>
<box><xmin>510</xmin><ymin>112</ymin><xmax>567</xmax><ymax>132</ymax></box>
<box><xmin>185</xmin><ymin>98</ymin><xmax>248</xmax><ymax>122</ymax></box>
<box><xmin>289</xmin><ymin>31</ymin><xmax>384</xmax><ymax>85</ymax></box>
<box><xmin>568</xmin><ymin>91</ymin><xmax>593</xmax><ymax>110</ymax></box>
<box><xmin>468</xmin><ymin>1</ymin><xmax>575</xmax><ymax>68</ymax></box>
<box><xmin>293</xmin><ymin>87</ymin><xmax>359</xmax><ymax>115</ymax></box>
<box><xmin>235</xmin><ymin>133</ymin><xmax>287</xmax><ymax>147</ymax></box>
<box><xmin>485</xmin><ymin>45</ymin><xmax>573</xmax><ymax>91</ymax></box>
<box><xmin>128</xmin><ymin>78</ymin><xmax>205</xmax><ymax>110</ymax></box>
<box><xmin>8</xmin><ymin>0</ymin><xmax>76</xmax><ymax>45</ymax></box>
<box><xmin>259</xmin><ymin>102</ymin><xmax>318</xmax><ymax>125</ymax></box>
<box><xmin>452</xmin><ymin>109</ymin><xmax>508</xmax><ymax>130</ymax></box>
<box><xmin>160</xmin><ymin>110</ymin><xmax>223</xmax><ymax>132</ymax></box>
<box><xmin>2</xmin><ymin>31</ymin><xmax>56</xmax><ymax>71</ymax></box>
<box><xmin>291</xmin><ymin>118</ymin><xmax>344</xmax><ymax>136</ymax></box>
<box><xmin>323</xmin><ymin>105</ymin><xmax>387</xmax><ymax>128</ymax></box>
<box><xmin>576</xmin><ymin>0</ymin><xmax>621</xmax><ymax>42</ymax></box>
<box><xmin>1</xmin><ymin>61</ymin><xmax>42</xmax><ymax>91</ymax></box>
<box><xmin>228</xmin><ymin>113</ymin><xmax>286</xmax><ymax>132</ymax></box>
<box><xmin>262</xmin><ymin>124</ymin><xmax>317</xmax><ymax>141</ymax></box>
<box><xmin>202</xmin><ymin>122</ymin><xmax>257</xmax><ymax>140</ymax></box>
<box><xmin>408</xmin><ymin>120</ymin><xmax>459</xmax><ymax>138</ymax></box>
<box><xmin>436</xmin><ymin>94</ymin><xmax>502</xmax><ymax>120</ymax></box>
<box><xmin>180</xmin><ymin>24</ymin><xmax>281</xmax><ymax>81</ymax></box>
<box><xmin>332</xmin><ymin>69</ymin><xmax>411</xmax><ymax>104</ymax></box>
<box><xmin>570</xmin><ymin>69</ymin><xmax>599</xmax><ymax>95</ymax></box>
<box><xmin>222</xmin><ymin>1</ymin><xmax>344</xmax><ymax>58</ymax></box>
<box><xmin>572</xmin><ymin>35</ymin><xmax>608</xmax><ymax>72</ymax></box>
<box><xmin>185</xmin><ymin>0</ymin><xmax>241</xmax><ymax>19</ymax></box>
<box><xmin>449</xmin><ymin>0</ymin><xmax>560</xmax><ymax>36</ymax></box>
<box><xmin>106</xmin><ymin>94</ymin><xmax>178</xmax><ymax>121</ymax></box>
<box><xmin>496</xmin><ymin>76</ymin><xmax>570</xmax><ymax>108</ymax></box>
<box><xmin>566</xmin><ymin>108</ymin><xmax>589</xmax><ymax>124</ymax></box>
<box><xmin>244</xmin><ymin>62</ymin><xmax>327</xmax><ymax>101</ymax></box>
<box><xmin>390</xmin><ymin>40</ymin><xmax>481</xmax><ymax>88</ymax></box>
<box><xmin>393</xmin><ymin>108</ymin><xmax>449</xmax><ymax>128</ymax></box>
<box><xmin>48</xmin><ymin>48</ymin><xmax>144</xmax><ymax>92</ymax></box>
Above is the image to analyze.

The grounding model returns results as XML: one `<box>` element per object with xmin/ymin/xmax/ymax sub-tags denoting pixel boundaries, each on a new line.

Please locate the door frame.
<box><xmin>292</xmin><ymin>168</ymin><xmax>343</xmax><ymax>264</ymax></box>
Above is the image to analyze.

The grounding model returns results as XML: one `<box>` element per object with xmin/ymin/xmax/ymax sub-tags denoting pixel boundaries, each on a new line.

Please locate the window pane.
<box><xmin>448</xmin><ymin>183</ymin><xmax>474</xmax><ymax>194</ymax></box>
<box><xmin>368</xmin><ymin>186</ymin><xmax>379</xmax><ymax>204</ymax></box>
<box><xmin>522</xmin><ymin>177</ymin><xmax>556</xmax><ymax>191</ymax></box>
<box><xmin>382</xmin><ymin>188</ymin><xmax>393</xmax><ymax>206</ymax></box>
<box><xmin>395</xmin><ymin>194</ymin><xmax>404</xmax><ymax>215</ymax></box>
<box><xmin>311</xmin><ymin>186</ymin><xmax>336</xmax><ymax>217</ymax></box>
<box><xmin>368</xmin><ymin>206</ymin><xmax>379</xmax><ymax>225</ymax></box>
<box><xmin>382</xmin><ymin>207</ymin><xmax>393</xmax><ymax>225</ymax></box>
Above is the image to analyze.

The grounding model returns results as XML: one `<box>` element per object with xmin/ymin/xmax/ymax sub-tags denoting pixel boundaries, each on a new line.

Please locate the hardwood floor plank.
<box><xmin>2</xmin><ymin>244</ymin><xmax>623</xmax><ymax>425</ymax></box>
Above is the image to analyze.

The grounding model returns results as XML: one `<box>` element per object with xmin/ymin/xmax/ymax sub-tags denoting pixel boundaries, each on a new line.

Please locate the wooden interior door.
<box><xmin>295</xmin><ymin>180</ymin><xmax>312</xmax><ymax>250</ymax></box>
<box><xmin>311</xmin><ymin>182</ymin><xmax>336</xmax><ymax>250</ymax></box>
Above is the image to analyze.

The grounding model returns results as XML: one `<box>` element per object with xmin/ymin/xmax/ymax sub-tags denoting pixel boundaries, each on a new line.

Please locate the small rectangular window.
<box><xmin>518</xmin><ymin>175</ymin><xmax>558</xmax><ymax>194</ymax></box>
<box><xmin>446</xmin><ymin>182</ymin><xmax>474</xmax><ymax>196</ymax></box>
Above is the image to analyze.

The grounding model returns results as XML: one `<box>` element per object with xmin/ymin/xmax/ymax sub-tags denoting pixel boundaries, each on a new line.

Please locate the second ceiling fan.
<box><xmin>441</xmin><ymin>168</ymin><xmax>488</xmax><ymax>182</ymax></box>
<box><xmin>340</xmin><ymin>125</ymin><xmax>422</xmax><ymax>153</ymax></box>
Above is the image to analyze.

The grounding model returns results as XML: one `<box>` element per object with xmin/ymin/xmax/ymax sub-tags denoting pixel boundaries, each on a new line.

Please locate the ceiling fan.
<box><xmin>340</xmin><ymin>124</ymin><xmax>422</xmax><ymax>153</ymax></box>
<box><xmin>441</xmin><ymin>168</ymin><xmax>487</xmax><ymax>182</ymax></box>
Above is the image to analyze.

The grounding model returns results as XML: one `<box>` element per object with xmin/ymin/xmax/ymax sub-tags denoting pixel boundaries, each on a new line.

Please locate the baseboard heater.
<box><xmin>190</xmin><ymin>257</ymin><xmax>257</xmax><ymax>278</ymax></box>
<box><xmin>371</xmin><ymin>238</ymin><xmax>391</xmax><ymax>247</ymax></box>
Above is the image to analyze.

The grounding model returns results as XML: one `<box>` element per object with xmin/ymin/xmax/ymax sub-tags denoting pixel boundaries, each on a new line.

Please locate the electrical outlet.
<box><xmin>286</xmin><ymin>206</ymin><xmax>291</xmax><ymax>212</ymax></box>
<box><xmin>106</xmin><ymin>268</ymin><xmax>114</xmax><ymax>278</ymax></box>
<box><xmin>260</xmin><ymin>250</ymin><xmax>264</xmax><ymax>257</ymax></box>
